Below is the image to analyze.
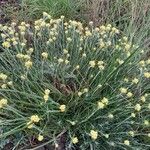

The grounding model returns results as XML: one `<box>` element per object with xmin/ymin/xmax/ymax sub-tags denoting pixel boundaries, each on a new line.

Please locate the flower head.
<box><xmin>90</xmin><ymin>130</ymin><xmax>98</xmax><ymax>140</ymax></box>
<box><xmin>38</xmin><ymin>135</ymin><xmax>44</xmax><ymax>141</ymax></box>
<box><xmin>59</xmin><ymin>105</ymin><xmax>66</xmax><ymax>112</ymax></box>
<box><xmin>72</xmin><ymin>137</ymin><xmax>78</xmax><ymax>144</ymax></box>
<box><xmin>30</xmin><ymin>115</ymin><xmax>40</xmax><ymax>123</ymax></box>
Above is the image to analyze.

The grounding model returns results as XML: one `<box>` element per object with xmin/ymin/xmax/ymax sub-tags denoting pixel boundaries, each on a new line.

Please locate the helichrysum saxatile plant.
<box><xmin>0</xmin><ymin>12</ymin><xmax>150</xmax><ymax>149</ymax></box>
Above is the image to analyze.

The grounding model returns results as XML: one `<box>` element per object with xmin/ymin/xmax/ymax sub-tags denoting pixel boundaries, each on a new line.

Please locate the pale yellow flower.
<box><xmin>128</xmin><ymin>131</ymin><xmax>134</xmax><ymax>137</ymax></box>
<box><xmin>89</xmin><ymin>60</ymin><xmax>96</xmax><ymax>68</ymax></box>
<box><xmin>0</xmin><ymin>98</ymin><xmax>8</xmax><ymax>108</ymax></box>
<box><xmin>132</xmin><ymin>78</ymin><xmax>139</xmax><ymax>84</ymax></box>
<box><xmin>41</xmin><ymin>52</ymin><xmax>48</xmax><ymax>59</ymax></box>
<box><xmin>101</xmin><ymin>97</ymin><xmax>108</xmax><ymax>105</ymax></box>
<box><xmin>97</xmin><ymin>102</ymin><xmax>104</xmax><ymax>109</ymax></box>
<box><xmin>127</xmin><ymin>92</ymin><xmax>133</xmax><ymax>98</ymax></box>
<box><xmin>0</xmin><ymin>73</ymin><xmax>7</xmax><ymax>80</ymax></box>
<box><xmin>134</xmin><ymin>104</ymin><xmax>141</xmax><ymax>111</ymax></box>
<box><xmin>90</xmin><ymin>130</ymin><xmax>98</xmax><ymax>140</ymax></box>
<box><xmin>72</xmin><ymin>137</ymin><xmax>78</xmax><ymax>144</ymax></box>
<box><xmin>38</xmin><ymin>135</ymin><xmax>44</xmax><ymax>141</ymax></box>
<box><xmin>30</xmin><ymin>115</ymin><xmax>40</xmax><ymax>123</ymax></box>
<box><xmin>2</xmin><ymin>41</ymin><xmax>11</xmax><ymax>48</ymax></box>
<box><xmin>25</xmin><ymin>60</ymin><xmax>33</xmax><ymax>69</ymax></box>
<box><xmin>124</xmin><ymin>140</ymin><xmax>130</xmax><ymax>146</ymax></box>
<box><xmin>59</xmin><ymin>105</ymin><xmax>66</xmax><ymax>112</ymax></box>
<box><xmin>119</xmin><ymin>88</ymin><xmax>127</xmax><ymax>94</ymax></box>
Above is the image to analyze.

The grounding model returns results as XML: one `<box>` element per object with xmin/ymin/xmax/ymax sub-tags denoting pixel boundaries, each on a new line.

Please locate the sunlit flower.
<box><xmin>124</xmin><ymin>140</ymin><xmax>130</xmax><ymax>146</ymax></box>
<box><xmin>0</xmin><ymin>98</ymin><xmax>8</xmax><ymax>108</ymax></box>
<box><xmin>42</xmin><ymin>52</ymin><xmax>48</xmax><ymax>59</ymax></box>
<box><xmin>2</xmin><ymin>41</ymin><xmax>11</xmax><ymax>48</ymax></box>
<box><xmin>97</xmin><ymin>102</ymin><xmax>104</xmax><ymax>109</ymax></box>
<box><xmin>25</xmin><ymin>60</ymin><xmax>33</xmax><ymax>69</ymax></box>
<box><xmin>119</xmin><ymin>88</ymin><xmax>127</xmax><ymax>94</ymax></box>
<box><xmin>144</xmin><ymin>120</ymin><xmax>149</xmax><ymax>126</ymax></box>
<box><xmin>30</xmin><ymin>115</ymin><xmax>40</xmax><ymax>123</ymax></box>
<box><xmin>38</xmin><ymin>135</ymin><xmax>44</xmax><ymax>141</ymax></box>
<box><xmin>90</xmin><ymin>130</ymin><xmax>98</xmax><ymax>140</ymax></box>
<box><xmin>89</xmin><ymin>60</ymin><xmax>96</xmax><ymax>68</ymax></box>
<box><xmin>72</xmin><ymin>137</ymin><xmax>78</xmax><ymax>144</ymax></box>
<box><xmin>108</xmin><ymin>113</ymin><xmax>114</xmax><ymax>119</ymax></box>
<box><xmin>144</xmin><ymin>72</ymin><xmax>150</xmax><ymax>78</ymax></box>
<box><xmin>0</xmin><ymin>73</ymin><xmax>7</xmax><ymax>80</ymax></box>
<box><xmin>59</xmin><ymin>105</ymin><xmax>66</xmax><ymax>112</ymax></box>
<box><xmin>128</xmin><ymin>131</ymin><xmax>134</xmax><ymax>137</ymax></box>
<box><xmin>132</xmin><ymin>78</ymin><xmax>139</xmax><ymax>84</ymax></box>
<box><xmin>127</xmin><ymin>92</ymin><xmax>133</xmax><ymax>98</ymax></box>
<box><xmin>135</xmin><ymin>104</ymin><xmax>141</xmax><ymax>111</ymax></box>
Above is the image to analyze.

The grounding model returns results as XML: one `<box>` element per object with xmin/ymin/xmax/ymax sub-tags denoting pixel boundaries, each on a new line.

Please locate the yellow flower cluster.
<box><xmin>72</xmin><ymin>137</ymin><xmax>79</xmax><ymax>144</ymax></box>
<box><xmin>0</xmin><ymin>98</ymin><xmax>8</xmax><ymax>108</ymax></box>
<box><xmin>43</xmin><ymin>89</ymin><xmax>50</xmax><ymax>102</ymax></box>
<box><xmin>119</xmin><ymin>87</ymin><xmax>133</xmax><ymax>98</ymax></box>
<box><xmin>27</xmin><ymin>115</ymin><xmax>40</xmax><ymax>128</ymax></box>
<box><xmin>59</xmin><ymin>104</ymin><xmax>66</xmax><ymax>112</ymax></box>
<box><xmin>0</xmin><ymin>73</ymin><xmax>7</xmax><ymax>80</ymax></box>
<box><xmin>97</xmin><ymin>97</ymin><xmax>108</xmax><ymax>109</ymax></box>
<box><xmin>16</xmin><ymin>52</ymin><xmax>33</xmax><ymax>69</ymax></box>
<box><xmin>41</xmin><ymin>52</ymin><xmax>48</xmax><ymax>59</ymax></box>
<box><xmin>144</xmin><ymin>72</ymin><xmax>150</xmax><ymax>78</ymax></box>
<box><xmin>89</xmin><ymin>60</ymin><xmax>105</xmax><ymax>70</ymax></box>
<box><xmin>124</xmin><ymin>140</ymin><xmax>130</xmax><ymax>146</ymax></box>
<box><xmin>38</xmin><ymin>135</ymin><xmax>44</xmax><ymax>141</ymax></box>
<box><xmin>90</xmin><ymin>130</ymin><xmax>98</xmax><ymax>140</ymax></box>
<box><xmin>2</xmin><ymin>41</ymin><xmax>11</xmax><ymax>48</ymax></box>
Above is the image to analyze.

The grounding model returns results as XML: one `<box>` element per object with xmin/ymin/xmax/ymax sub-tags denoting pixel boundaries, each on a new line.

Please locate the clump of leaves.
<box><xmin>0</xmin><ymin>13</ymin><xmax>150</xmax><ymax>149</ymax></box>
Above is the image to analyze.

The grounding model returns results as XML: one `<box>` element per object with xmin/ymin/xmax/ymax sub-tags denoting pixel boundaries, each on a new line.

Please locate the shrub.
<box><xmin>0</xmin><ymin>13</ymin><xmax>150</xmax><ymax>149</ymax></box>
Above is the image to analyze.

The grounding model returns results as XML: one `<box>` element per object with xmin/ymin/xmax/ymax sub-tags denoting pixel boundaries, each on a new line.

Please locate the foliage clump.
<box><xmin>0</xmin><ymin>13</ymin><xmax>150</xmax><ymax>149</ymax></box>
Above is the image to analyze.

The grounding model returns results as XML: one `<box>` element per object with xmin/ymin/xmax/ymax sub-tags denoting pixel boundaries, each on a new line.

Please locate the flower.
<box><xmin>58</xmin><ymin>58</ymin><xmax>64</xmax><ymax>63</ymax></box>
<box><xmin>119</xmin><ymin>88</ymin><xmax>127</xmax><ymax>94</ymax></box>
<box><xmin>131</xmin><ymin>113</ymin><xmax>136</xmax><ymax>118</ymax></box>
<box><xmin>134</xmin><ymin>104</ymin><xmax>141</xmax><ymax>111</ymax></box>
<box><xmin>108</xmin><ymin>114</ymin><xmax>114</xmax><ymax>119</ymax></box>
<box><xmin>144</xmin><ymin>72</ymin><xmax>150</xmax><ymax>78</ymax></box>
<box><xmin>144</xmin><ymin>120</ymin><xmax>149</xmax><ymax>126</ymax></box>
<box><xmin>90</xmin><ymin>130</ymin><xmax>98</xmax><ymax>140</ymax></box>
<box><xmin>0</xmin><ymin>98</ymin><xmax>8</xmax><ymax>108</ymax></box>
<box><xmin>0</xmin><ymin>73</ymin><xmax>7</xmax><ymax>80</ymax></box>
<box><xmin>97</xmin><ymin>102</ymin><xmax>104</xmax><ymax>109</ymax></box>
<box><xmin>41</xmin><ymin>52</ymin><xmax>48</xmax><ymax>59</ymax></box>
<box><xmin>72</xmin><ymin>137</ymin><xmax>78</xmax><ymax>144</ymax></box>
<box><xmin>7</xmin><ymin>81</ymin><xmax>13</xmax><ymax>86</ymax></box>
<box><xmin>101</xmin><ymin>97</ymin><xmax>108</xmax><ymax>105</ymax></box>
<box><xmin>25</xmin><ymin>60</ymin><xmax>33</xmax><ymax>69</ymax></box>
<box><xmin>89</xmin><ymin>60</ymin><xmax>96</xmax><ymax>68</ymax></box>
<box><xmin>76</xmin><ymin>65</ymin><xmax>80</xmax><ymax>69</ymax></box>
<box><xmin>127</xmin><ymin>92</ymin><xmax>133</xmax><ymax>98</ymax></box>
<box><xmin>78</xmin><ymin>92</ymin><xmax>83</xmax><ymax>97</ymax></box>
<box><xmin>124</xmin><ymin>140</ymin><xmax>130</xmax><ymax>146</ymax></box>
<box><xmin>38</xmin><ymin>135</ymin><xmax>44</xmax><ymax>141</ymax></box>
<box><xmin>30</xmin><ymin>115</ymin><xmax>40</xmax><ymax>123</ymax></box>
<box><xmin>132</xmin><ymin>78</ymin><xmax>139</xmax><ymax>84</ymax></box>
<box><xmin>83</xmin><ymin>88</ymin><xmax>88</xmax><ymax>93</ymax></box>
<box><xmin>128</xmin><ymin>131</ymin><xmax>134</xmax><ymax>137</ymax></box>
<box><xmin>141</xmin><ymin>96</ymin><xmax>146</xmax><ymax>103</ymax></box>
<box><xmin>1</xmin><ymin>84</ymin><xmax>7</xmax><ymax>89</ymax></box>
<box><xmin>44</xmin><ymin>95</ymin><xmax>49</xmax><ymax>102</ymax></box>
<box><xmin>82</xmin><ymin>53</ymin><xmax>86</xmax><ymax>57</ymax></box>
<box><xmin>59</xmin><ymin>105</ymin><xmax>66</xmax><ymax>112</ymax></box>
<box><xmin>45</xmin><ymin>89</ymin><xmax>50</xmax><ymax>95</ymax></box>
<box><xmin>2</xmin><ymin>41</ymin><xmax>11</xmax><ymax>48</ymax></box>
